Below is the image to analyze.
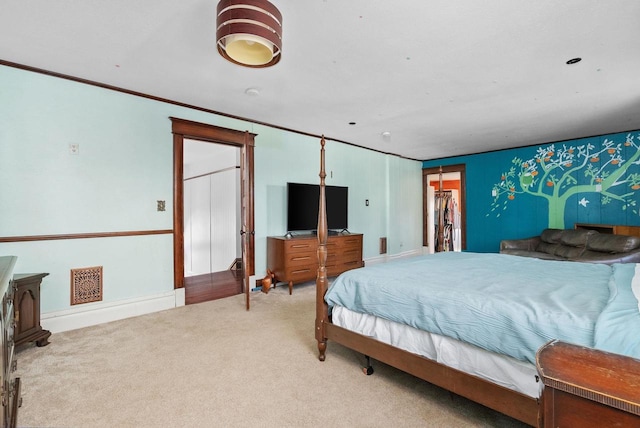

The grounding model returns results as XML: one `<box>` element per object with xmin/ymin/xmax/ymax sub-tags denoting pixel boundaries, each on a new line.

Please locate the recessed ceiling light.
<box><xmin>245</xmin><ymin>88</ymin><xmax>260</xmax><ymax>96</ymax></box>
<box><xmin>566</xmin><ymin>58</ymin><xmax>582</xmax><ymax>65</ymax></box>
<box><xmin>381</xmin><ymin>131</ymin><xmax>391</xmax><ymax>141</ymax></box>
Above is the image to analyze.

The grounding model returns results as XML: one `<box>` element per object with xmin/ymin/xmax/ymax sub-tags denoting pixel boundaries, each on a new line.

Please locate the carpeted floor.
<box><xmin>15</xmin><ymin>282</ymin><xmax>530</xmax><ymax>427</ymax></box>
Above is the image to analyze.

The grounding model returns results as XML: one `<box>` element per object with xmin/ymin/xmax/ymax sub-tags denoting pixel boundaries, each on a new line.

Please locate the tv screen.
<box><xmin>287</xmin><ymin>182</ymin><xmax>348</xmax><ymax>232</ymax></box>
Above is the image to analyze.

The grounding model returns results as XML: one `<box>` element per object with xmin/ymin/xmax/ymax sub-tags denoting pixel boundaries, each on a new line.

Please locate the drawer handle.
<box><xmin>291</xmin><ymin>269</ymin><xmax>311</xmax><ymax>274</ymax></box>
<box><xmin>291</xmin><ymin>244</ymin><xmax>311</xmax><ymax>249</ymax></box>
<box><xmin>292</xmin><ymin>256</ymin><xmax>311</xmax><ymax>261</ymax></box>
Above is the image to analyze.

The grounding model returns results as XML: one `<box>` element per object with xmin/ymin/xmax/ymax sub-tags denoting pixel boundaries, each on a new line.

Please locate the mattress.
<box><xmin>332</xmin><ymin>305</ymin><xmax>542</xmax><ymax>398</ymax></box>
<box><xmin>325</xmin><ymin>252</ymin><xmax>612</xmax><ymax>364</ymax></box>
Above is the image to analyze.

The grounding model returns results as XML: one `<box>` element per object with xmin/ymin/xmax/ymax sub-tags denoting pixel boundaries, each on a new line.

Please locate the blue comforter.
<box><xmin>594</xmin><ymin>263</ymin><xmax>640</xmax><ymax>357</ymax></box>
<box><xmin>325</xmin><ymin>252</ymin><xmax>639</xmax><ymax>364</ymax></box>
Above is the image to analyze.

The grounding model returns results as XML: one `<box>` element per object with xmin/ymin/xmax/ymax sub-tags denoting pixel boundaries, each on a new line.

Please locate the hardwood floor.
<box><xmin>184</xmin><ymin>270</ymin><xmax>243</xmax><ymax>305</ymax></box>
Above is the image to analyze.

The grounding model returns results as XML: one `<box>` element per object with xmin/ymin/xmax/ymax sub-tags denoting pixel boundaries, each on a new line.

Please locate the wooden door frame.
<box><xmin>422</xmin><ymin>164</ymin><xmax>467</xmax><ymax>250</ymax></box>
<box><xmin>170</xmin><ymin>118</ymin><xmax>256</xmax><ymax>295</ymax></box>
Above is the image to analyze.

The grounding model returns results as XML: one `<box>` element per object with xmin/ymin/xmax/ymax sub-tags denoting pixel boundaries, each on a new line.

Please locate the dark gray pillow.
<box><xmin>540</xmin><ymin>229</ymin><xmax>563</xmax><ymax>244</ymax></box>
<box><xmin>536</xmin><ymin>242</ymin><xmax>560</xmax><ymax>254</ymax></box>
<box><xmin>554</xmin><ymin>245</ymin><xmax>585</xmax><ymax>259</ymax></box>
<box><xmin>587</xmin><ymin>234</ymin><xmax>640</xmax><ymax>253</ymax></box>
<box><xmin>559</xmin><ymin>229</ymin><xmax>595</xmax><ymax>247</ymax></box>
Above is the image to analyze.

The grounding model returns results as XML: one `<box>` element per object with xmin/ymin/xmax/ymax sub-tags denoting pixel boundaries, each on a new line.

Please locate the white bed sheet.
<box><xmin>332</xmin><ymin>305</ymin><xmax>542</xmax><ymax>398</ymax></box>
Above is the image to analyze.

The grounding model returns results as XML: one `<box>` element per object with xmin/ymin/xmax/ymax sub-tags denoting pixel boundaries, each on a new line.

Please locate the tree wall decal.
<box><xmin>488</xmin><ymin>133</ymin><xmax>640</xmax><ymax>228</ymax></box>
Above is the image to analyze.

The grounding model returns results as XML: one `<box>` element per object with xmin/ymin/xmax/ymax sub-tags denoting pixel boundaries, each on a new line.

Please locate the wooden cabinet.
<box><xmin>1</xmin><ymin>256</ymin><xmax>20</xmax><ymax>428</ymax></box>
<box><xmin>267</xmin><ymin>234</ymin><xmax>363</xmax><ymax>294</ymax></box>
<box><xmin>12</xmin><ymin>273</ymin><xmax>50</xmax><ymax>348</ymax></box>
<box><xmin>537</xmin><ymin>340</ymin><xmax>640</xmax><ymax>427</ymax></box>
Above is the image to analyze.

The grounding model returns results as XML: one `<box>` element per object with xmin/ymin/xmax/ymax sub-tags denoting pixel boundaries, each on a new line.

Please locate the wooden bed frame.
<box><xmin>312</xmin><ymin>137</ymin><xmax>540</xmax><ymax>426</ymax></box>
<box><xmin>313</xmin><ymin>137</ymin><xmax>640</xmax><ymax>427</ymax></box>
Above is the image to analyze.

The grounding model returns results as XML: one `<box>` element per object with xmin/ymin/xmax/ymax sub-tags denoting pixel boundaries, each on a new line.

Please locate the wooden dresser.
<box><xmin>537</xmin><ymin>340</ymin><xmax>640</xmax><ymax>427</ymax></box>
<box><xmin>267</xmin><ymin>233</ymin><xmax>363</xmax><ymax>294</ymax></box>
<box><xmin>0</xmin><ymin>256</ymin><xmax>20</xmax><ymax>428</ymax></box>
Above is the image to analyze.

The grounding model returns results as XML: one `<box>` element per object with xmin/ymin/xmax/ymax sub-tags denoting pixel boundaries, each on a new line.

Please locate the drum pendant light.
<box><xmin>216</xmin><ymin>0</ymin><xmax>282</xmax><ymax>68</ymax></box>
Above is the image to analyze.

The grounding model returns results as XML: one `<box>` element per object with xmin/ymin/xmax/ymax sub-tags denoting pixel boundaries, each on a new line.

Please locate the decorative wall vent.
<box><xmin>70</xmin><ymin>266</ymin><xmax>103</xmax><ymax>305</ymax></box>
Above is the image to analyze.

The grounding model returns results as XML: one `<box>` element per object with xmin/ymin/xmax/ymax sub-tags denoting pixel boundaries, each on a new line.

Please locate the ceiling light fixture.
<box><xmin>216</xmin><ymin>0</ymin><xmax>282</xmax><ymax>68</ymax></box>
<box><xmin>566</xmin><ymin>57</ymin><xmax>582</xmax><ymax>65</ymax></box>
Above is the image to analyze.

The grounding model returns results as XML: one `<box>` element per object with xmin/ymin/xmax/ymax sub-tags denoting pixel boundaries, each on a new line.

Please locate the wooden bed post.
<box><xmin>315</xmin><ymin>136</ymin><xmax>329</xmax><ymax>361</ymax></box>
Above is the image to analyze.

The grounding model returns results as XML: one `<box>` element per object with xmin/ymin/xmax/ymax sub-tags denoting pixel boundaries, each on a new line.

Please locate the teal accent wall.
<box><xmin>423</xmin><ymin>131</ymin><xmax>640</xmax><ymax>252</ymax></box>
<box><xmin>0</xmin><ymin>65</ymin><xmax>422</xmax><ymax>314</ymax></box>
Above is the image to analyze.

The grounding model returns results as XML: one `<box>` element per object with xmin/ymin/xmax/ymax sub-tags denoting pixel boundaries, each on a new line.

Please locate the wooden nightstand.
<box><xmin>13</xmin><ymin>273</ymin><xmax>50</xmax><ymax>347</ymax></box>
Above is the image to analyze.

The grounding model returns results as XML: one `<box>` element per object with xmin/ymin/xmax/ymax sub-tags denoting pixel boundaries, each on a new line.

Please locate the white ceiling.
<box><xmin>2</xmin><ymin>1</ymin><xmax>640</xmax><ymax>160</ymax></box>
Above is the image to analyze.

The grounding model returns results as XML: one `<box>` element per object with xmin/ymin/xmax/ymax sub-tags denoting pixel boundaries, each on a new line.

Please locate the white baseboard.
<box><xmin>389</xmin><ymin>248</ymin><xmax>423</xmax><ymax>260</ymax></box>
<box><xmin>42</xmin><ymin>290</ymin><xmax>180</xmax><ymax>334</ymax></box>
<box><xmin>175</xmin><ymin>287</ymin><xmax>185</xmax><ymax>307</ymax></box>
<box><xmin>365</xmin><ymin>248</ymin><xmax>422</xmax><ymax>266</ymax></box>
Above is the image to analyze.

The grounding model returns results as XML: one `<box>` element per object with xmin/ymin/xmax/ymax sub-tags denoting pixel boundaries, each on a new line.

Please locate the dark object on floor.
<box><xmin>261</xmin><ymin>270</ymin><xmax>275</xmax><ymax>294</ymax></box>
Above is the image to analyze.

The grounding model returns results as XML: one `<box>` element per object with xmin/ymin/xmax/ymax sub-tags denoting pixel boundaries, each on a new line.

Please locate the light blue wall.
<box><xmin>386</xmin><ymin>155</ymin><xmax>424</xmax><ymax>254</ymax></box>
<box><xmin>0</xmin><ymin>236</ymin><xmax>173</xmax><ymax>310</ymax></box>
<box><xmin>423</xmin><ymin>131</ymin><xmax>640</xmax><ymax>252</ymax></box>
<box><xmin>253</xmin><ymin>125</ymin><xmax>423</xmax><ymax>271</ymax></box>
<box><xmin>0</xmin><ymin>65</ymin><xmax>422</xmax><ymax>314</ymax></box>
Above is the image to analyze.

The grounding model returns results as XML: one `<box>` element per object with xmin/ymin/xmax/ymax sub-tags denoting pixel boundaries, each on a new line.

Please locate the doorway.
<box><xmin>171</xmin><ymin>118</ymin><xmax>256</xmax><ymax>310</ymax></box>
<box><xmin>183</xmin><ymin>139</ymin><xmax>242</xmax><ymax>304</ymax></box>
<box><xmin>422</xmin><ymin>165</ymin><xmax>467</xmax><ymax>252</ymax></box>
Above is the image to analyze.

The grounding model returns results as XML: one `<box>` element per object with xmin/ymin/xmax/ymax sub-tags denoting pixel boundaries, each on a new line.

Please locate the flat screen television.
<box><xmin>287</xmin><ymin>182</ymin><xmax>348</xmax><ymax>233</ymax></box>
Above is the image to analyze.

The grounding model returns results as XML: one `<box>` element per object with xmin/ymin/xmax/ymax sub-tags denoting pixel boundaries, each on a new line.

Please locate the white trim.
<box><xmin>364</xmin><ymin>248</ymin><xmax>423</xmax><ymax>266</ymax></box>
<box><xmin>387</xmin><ymin>248</ymin><xmax>423</xmax><ymax>260</ymax></box>
<box><xmin>175</xmin><ymin>287</ymin><xmax>186</xmax><ymax>307</ymax></box>
<box><xmin>41</xmin><ymin>290</ymin><xmax>179</xmax><ymax>334</ymax></box>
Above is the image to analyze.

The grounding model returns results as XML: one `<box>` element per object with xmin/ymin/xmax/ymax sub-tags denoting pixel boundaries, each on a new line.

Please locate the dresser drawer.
<box><xmin>283</xmin><ymin>239</ymin><xmax>317</xmax><ymax>253</ymax></box>
<box><xmin>332</xmin><ymin>235</ymin><xmax>362</xmax><ymax>249</ymax></box>
<box><xmin>325</xmin><ymin>247</ymin><xmax>341</xmax><ymax>262</ymax></box>
<box><xmin>285</xmin><ymin>250</ymin><xmax>316</xmax><ymax>267</ymax></box>
<box><xmin>337</xmin><ymin>247</ymin><xmax>362</xmax><ymax>262</ymax></box>
<box><xmin>326</xmin><ymin>264</ymin><xmax>344</xmax><ymax>277</ymax></box>
<box><xmin>331</xmin><ymin>259</ymin><xmax>364</xmax><ymax>273</ymax></box>
<box><xmin>284</xmin><ymin>265</ymin><xmax>317</xmax><ymax>283</ymax></box>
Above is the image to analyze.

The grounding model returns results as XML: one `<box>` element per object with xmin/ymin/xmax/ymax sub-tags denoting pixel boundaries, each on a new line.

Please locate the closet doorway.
<box><xmin>171</xmin><ymin>118</ymin><xmax>255</xmax><ymax>310</ymax></box>
<box><xmin>422</xmin><ymin>165</ymin><xmax>466</xmax><ymax>252</ymax></box>
<box><xmin>183</xmin><ymin>139</ymin><xmax>242</xmax><ymax>303</ymax></box>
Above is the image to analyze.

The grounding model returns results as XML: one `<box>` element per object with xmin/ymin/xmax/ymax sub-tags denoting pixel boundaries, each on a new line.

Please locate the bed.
<box><xmin>313</xmin><ymin>138</ymin><xmax>640</xmax><ymax>427</ymax></box>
